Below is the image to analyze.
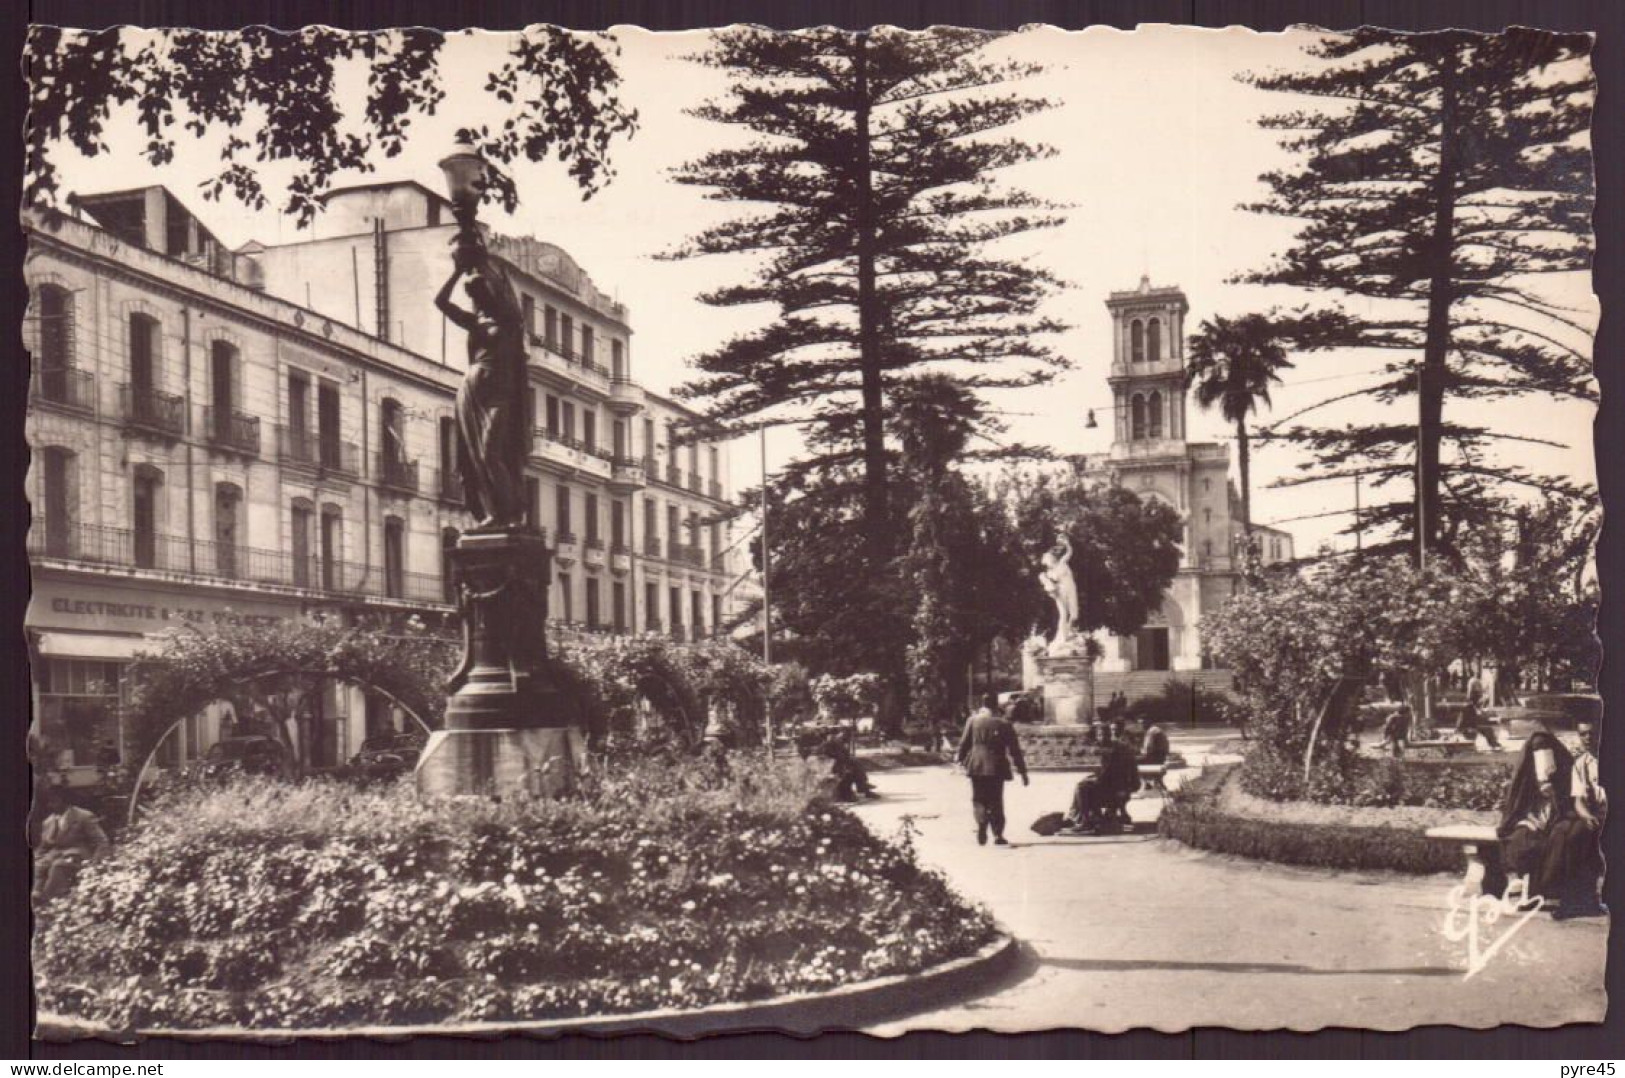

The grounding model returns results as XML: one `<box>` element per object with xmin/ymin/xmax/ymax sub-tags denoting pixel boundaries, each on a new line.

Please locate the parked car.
<box><xmin>195</xmin><ymin>736</ymin><xmax>290</xmax><ymax>782</ymax></box>
<box><xmin>347</xmin><ymin>732</ymin><xmax>426</xmax><ymax>783</ymax></box>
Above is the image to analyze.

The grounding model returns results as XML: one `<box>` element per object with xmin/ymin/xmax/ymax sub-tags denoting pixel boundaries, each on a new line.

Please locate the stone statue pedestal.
<box><xmin>1038</xmin><ymin>652</ymin><xmax>1095</xmax><ymax>726</ymax></box>
<box><xmin>416</xmin><ymin>529</ymin><xmax>585</xmax><ymax>798</ymax></box>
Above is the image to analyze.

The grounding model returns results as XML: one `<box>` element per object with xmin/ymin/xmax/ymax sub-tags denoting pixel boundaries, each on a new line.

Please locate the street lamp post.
<box><xmin>415</xmin><ymin>137</ymin><xmax>586</xmax><ymax>799</ymax></box>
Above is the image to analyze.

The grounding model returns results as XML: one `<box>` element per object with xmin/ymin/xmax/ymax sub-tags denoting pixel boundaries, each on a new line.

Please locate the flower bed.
<box><xmin>35</xmin><ymin>753</ymin><xmax>996</xmax><ymax>1032</ymax></box>
<box><xmin>1159</xmin><ymin>765</ymin><xmax>1477</xmax><ymax>875</ymax></box>
<box><xmin>1239</xmin><ymin>750</ymin><xmax>1511</xmax><ymax>811</ymax></box>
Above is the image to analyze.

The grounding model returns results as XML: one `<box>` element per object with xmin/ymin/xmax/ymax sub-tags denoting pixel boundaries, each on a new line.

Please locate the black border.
<box><xmin>6</xmin><ymin>0</ymin><xmax>1619</xmax><ymax>1060</ymax></box>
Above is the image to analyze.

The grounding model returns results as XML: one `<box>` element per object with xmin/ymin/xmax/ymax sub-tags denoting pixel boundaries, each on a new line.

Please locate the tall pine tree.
<box><xmin>1240</xmin><ymin>28</ymin><xmax>1595</xmax><ymax>562</ymax></box>
<box><xmin>665</xmin><ymin>27</ymin><xmax>1066</xmax><ymax>555</ymax></box>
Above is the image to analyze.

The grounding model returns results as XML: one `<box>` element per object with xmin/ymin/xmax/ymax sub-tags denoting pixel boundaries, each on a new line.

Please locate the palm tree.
<box><xmin>1185</xmin><ymin>314</ymin><xmax>1293</xmax><ymax>542</ymax></box>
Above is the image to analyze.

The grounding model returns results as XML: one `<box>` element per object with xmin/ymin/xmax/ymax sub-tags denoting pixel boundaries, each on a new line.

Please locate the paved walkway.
<box><xmin>848</xmin><ymin>736</ymin><xmax>1606</xmax><ymax>1034</ymax></box>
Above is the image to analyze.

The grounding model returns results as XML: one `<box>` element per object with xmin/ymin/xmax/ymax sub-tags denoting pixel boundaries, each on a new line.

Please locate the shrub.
<box><xmin>1238</xmin><ymin>749</ymin><xmax>1510</xmax><ymax>812</ymax></box>
<box><xmin>1124</xmin><ymin>679</ymin><xmax>1238</xmax><ymax>727</ymax></box>
<box><xmin>1160</xmin><ymin>766</ymin><xmax>1463</xmax><ymax>875</ymax></box>
<box><xmin>36</xmin><ymin>750</ymin><xmax>996</xmax><ymax>1032</ymax></box>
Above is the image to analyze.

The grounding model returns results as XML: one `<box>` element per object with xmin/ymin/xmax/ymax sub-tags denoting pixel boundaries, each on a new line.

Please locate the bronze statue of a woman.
<box><xmin>436</xmin><ymin>240</ymin><xmax>528</xmax><ymax>531</ymax></box>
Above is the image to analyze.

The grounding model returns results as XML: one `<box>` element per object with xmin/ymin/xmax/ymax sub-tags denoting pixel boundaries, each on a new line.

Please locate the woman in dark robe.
<box><xmin>435</xmin><ymin>241</ymin><xmax>528</xmax><ymax>531</ymax></box>
<box><xmin>1497</xmin><ymin>720</ymin><xmax>1575</xmax><ymax>903</ymax></box>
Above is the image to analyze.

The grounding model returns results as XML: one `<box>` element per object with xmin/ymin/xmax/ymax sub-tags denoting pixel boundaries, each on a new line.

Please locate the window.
<box><xmin>291</xmin><ymin>500</ymin><xmax>314</xmax><ymax>587</ymax></box>
<box><xmin>442</xmin><ymin>526</ymin><xmax>461</xmax><ymax>601</ymax></box>
<box><xmin>320</xmin><ymin>506</ymin><xmax>343</xmax><ymax>590</ymax></box>
<box><xmin>439</xmin><ymin>417</ymin><xmax>457</xmax><ymax>498</ymax></box>
<box><xmin>709</xmin><ymin>446</ymin><xmax>720</xmax><ymax>482</ymax></box>
<box><xmin>611</xmin><ymin>340</ymin><xmax>625</xmax><ymax>380</ymax></box>
<box><xmin>613</xmin><ymin>581</ymin><xmax>627</xmax><ymax>631</ymax></box>
<box><xmin>134</xmin><ymin>466</ymin><xmax>163</xmax><ymax>569</ymax></box>
<box><xmin>586</xmin><ymin>578</ymin><xmax>601</xmax><ymax>629</ymax></box>
<box><xmin>522</xmin><ymin>294</ymin><xmax>535</xmax><ymax>337</ymax></box>
<box><xmin>556</xmin><ymin>484</ymin><xmax>573</xmax><ymax>539</ymax></box>
<box><xmin>1148</xmin><ymin>391</ymin><xmax>1163</xmax><ymax>439</ymax></box>
<box><xmin>582</xmin><ymin>410</ymin><xmax>596</xmax><ymax>452</ymax></box>
<box><xmin>712</xmin><ymin>595</ymin><xmax>722</xmax><ymax>637</ymax></box>
<box><xmin>210</xmin><ymin>341</ymin><xmax>238</xmax><ymax>430</ymax></box>
<box><xmin>561</xmin><ymin>401</ymin><xmax>576</xmax><ymax>442</ymax></box>
<box><xmin>37</xmin><ymin>284</ymin><xmax>73</xmax><ymax>370</ymax></box>
<box><xmin>1130</xmin><ymin>394</ymin><xmax>1147</xmax><ymax>440</ymax></box>
<box><xmin>1204</xmin><ymin>508</ymin><xmax>1212</xmax><ymax>524</ymax></box>
<box><xmin>643</xmin><ymin>418</ymin><xmax>655</xmax><ymax>461</ymax></box>
<box><xmin>667</xmin><ymin>505</ymin><xmax>680</xmax><ymax>552</ymax></box>
<box><xmin>558</xmin><ymin>572</ymin><xmax>574</xmax><ymax>623</ymax></box>
<box><xmin>39</xmin><ymin>447</ymin><xmax>76</xmax><ymax>557</ymax></box>
<box><xmin>1147</xmin><ymin>317</ymin><xmax>1161</xmax><ymax>363</ymax></box>
<box><xmin>380</xmin><ymin>398</ymin><xmax>406</xmax><ymax>465</ymax></box>
<box><xmin>527</xmin><ymin>478</ymin><xmax>541</xmax><ymax>531</ymax></box>
<box><xmin>582</xmin><ymin>325</ymin><xmax>595</xmax><ymax>366</ymax></box>
<box><xmin>645</xmin><ymin>582</ymin><xmax>659</xmax><ymax>629</ymax></box>
<box><xmin>1130</xmin><ymin>319</ymin><xmax>1144</xmax><ymax>364</ymax></box>
<box><xmin>383</xmin><ymin>517</ymin><xmax>406</xmax><ymax>599</ymax></box>
<box><xmin>585</xmin><ymin>493</ymin><xmax>600</xmax><ymax>543</ymax></box>
<box><xmin>670</xmin><ymin>586</ymin><xmax>683</xmax><ymax>633</ymax></box>
<box><xmin>35</xmin><ymin>659</ymin><xmax>123</xmax><ymax>768</ymax></box>
<box><xmin>688</xmin><ymin>441</ymin><xmax>699</xmax><ymax>477</ymax></box>
<box><xmin>545</xmin><ymin>394</ymin><xmax>560</xmax><ymax>437</ymax></box>
<box><xmin>644</xmin><ymin>498</ymin><xmax>658</xmax><ymax>551</ymax></box>
<box><xmin>214</xmin><ymin>483</ymin><xmax>242</xmax><ymax>578</ymax></box>
<box><xmin>611</xmin><ymin>501</ymin><xmax>626</xmax><ymax>549</ymax></box>
<box><xmin>710</xmin><ymin>522</ymin><xmax>721</xmax><ymax>564</ymax></box>
<box><xmin>544</xmin><ymin>306</ymin><xmax>558</xmax><ymax>350</ymax></box>
<box><xmin>288</xmin><ymin>371</ymin><xmax>311</xmax><ymax>438</ymax></box>
<box><xmin>692</xmin><ymin>591</ymin><xmax>704</xmax><ymax>638</ymax></box>
<box><xmin>128</xmin><ymin>312</ymin><xmax>158</xmax><ymax>391</ymax></box>
<box><xmin>667</xmin><ymin>424</ymin><xmax>678</xmax><ymax>467</ymax></box>
<box><xmin>560</xmin><ymin>314</ymin><xmax>574</xmax><ymax>358</ymax></box>
<box><xmin>317</xmin><ymin>381</ymin><xmax>342</xmax><ymax>468</ymax></box>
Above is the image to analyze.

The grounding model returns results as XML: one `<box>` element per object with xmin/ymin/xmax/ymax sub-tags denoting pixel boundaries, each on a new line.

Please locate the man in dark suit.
<box><xmin>957</xmin><ymin>692</ymin><xmax>1030</xmax><ymax>846</ymax></box>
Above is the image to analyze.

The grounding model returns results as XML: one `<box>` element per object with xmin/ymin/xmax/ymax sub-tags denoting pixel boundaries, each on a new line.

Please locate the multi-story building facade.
<box><xmin>1076</xmin><ymin>277</ymin><xmax>1293</xmax><ymax>703</ymax></box>
<box><xmin>24</xmin><ymin>182</ymin><xmax>740</xmax><ymax>782</ymax></box>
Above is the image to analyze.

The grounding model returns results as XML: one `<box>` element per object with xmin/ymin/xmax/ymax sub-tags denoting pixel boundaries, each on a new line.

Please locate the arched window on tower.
<box><xmin>1130</xmin><ymin>320</ymin><xmax>1145</xmax><ymax>364</ymax></box>
<box><xmin>1147</xmin><ymin>318</ymin><xmax>1161</xmax><ymax>363</ymax></box>
<box><xmin>1148</xmin><ymin>391</ymin><xmax>1164</xmax><ymax>439</ymax></box>
<box><xmin>1131</xmin><ymin>394</ymin><xmax>1147</xmax><ymax>440</ymax></box>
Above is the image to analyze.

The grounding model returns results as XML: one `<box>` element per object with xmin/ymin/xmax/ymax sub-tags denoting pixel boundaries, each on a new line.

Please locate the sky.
<box><xmin>36</xmin><ymin>24</ymin><xmax>1599</xmax><ymax>555</ymax></box>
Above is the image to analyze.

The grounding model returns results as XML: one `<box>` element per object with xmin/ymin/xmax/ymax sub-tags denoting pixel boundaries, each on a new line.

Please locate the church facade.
<box><xmin>1077</xmin><ymin>278</ymin><xmax>1293</xmax><ymax>703</ymax></box>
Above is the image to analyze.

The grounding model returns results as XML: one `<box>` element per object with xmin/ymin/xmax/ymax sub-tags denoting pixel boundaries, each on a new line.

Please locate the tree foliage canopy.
<box><xmin>26</xmin><ymin>25</ymin><xmax>638</xmax><ymax>222</ymax></box>
<box><xmin>1238</xmin><ymin>27</ymin><xmax>1596</xmax><ymax>555</ymax></box>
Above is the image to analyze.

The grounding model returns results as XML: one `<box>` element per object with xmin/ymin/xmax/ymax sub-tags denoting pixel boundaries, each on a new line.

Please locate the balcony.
<box><xmin>201</xmin><ymin>406</ymin><xmax>261</xmax><ymax>458</ymax></box>
<box><xmin>30</xmin><ymin>365</ymin><xmax>95</xmax><ymax>415</ymax></box>
<box><xmin>277</xmin><ymin>427</ymin><xmax>361</xmax><ymax>479</ymax></box>
<box><xmin>666</xmin><ymin>463</ymin><xmax>682</xmax><ymax>487</ymax></box>
<box><xmin>376</xmin><ymin>453</ymin><xmax>420</xmax><ymax>495</ymax></box>
<box><xmin>610</xmin><ymin>547</ymin><xmax>632</xmax><ymax>575</ymax></box>
<box><xmin>120</xmin><ymin>384</ymin><xmax>186</xmax><ymax>439</ymax></box>
<box><xmin>583</xmin><ymin>537</ymin><xmax>605</xmax><ymax>570</ymax></box>
<box><xmin>670</xmin><ymin>542</ymin><xmax>706</xmax><ymax>568</ymax></box>
<box><xmin>643</xmin><ymin>536</ymin><xmax>663</xmax><ymax>559</ymax></box>
<box><xmin>555</xmin><ymin>530</ymin><xmax>579</xmax><ymax>566</ymax></box>
<box><xmin>609</xmin><ymin>455</ymin><xmax>645</xmax><ymax>492</ymax></box>
<box><xmin>708</xmin><ymin>478</ymin><xmax>723</xmax><ymax>500</ymax></box>
<box><xmin>435</xmin><ymin>466</ymin><xmax>464</xmax><ymax>507</ymax></box>
<box><xmin>608</xmin><ymin>376</ymin><xmax>643</xmax><ymax>414</ymax></box>
<box><xmin>27</xmin><ymin>520</ymin><xmax>449</xmax><ymax>605</ymax></box>
<box><xmin>532</xmin><ymin>428</ymin><xmax>613</xmax><ymax>479</ymax></box>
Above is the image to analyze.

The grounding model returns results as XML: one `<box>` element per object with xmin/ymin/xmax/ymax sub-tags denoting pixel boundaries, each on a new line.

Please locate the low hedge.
<box><xmin>1159</xmin><ymin>766</ymin><xmax>1463</xmax><ymax>875</ymax></box>
<box><xmin>35</xmin><ymin>750</ymin><xmax>995</xmax><ymax>1032</ymax></box>
<box><xmin>1239</xmin><ymin>750</ymin><xmax>1511</xmax><ymax>811</ymax></box>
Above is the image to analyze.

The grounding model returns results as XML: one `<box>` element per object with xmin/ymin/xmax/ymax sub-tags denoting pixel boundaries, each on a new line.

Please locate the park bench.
<box><xmin>1426</xmin><ymin>824</ymin><xmax>1514</xmax><ymax>896</ymax></box>
<box><xmin>1136</xmin><ymin>764</ymin><xmax>1170</xmax><ymax>798</ymax></box>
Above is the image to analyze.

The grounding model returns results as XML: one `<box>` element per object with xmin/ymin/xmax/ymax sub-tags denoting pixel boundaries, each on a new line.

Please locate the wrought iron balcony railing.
<box><xmin>120</xmin><ymin>384</ymin><xmax>186</xmax><ymax>437</ymax></box>
<box><xmin>31</xmin><ymin>365</ymin><xmax>95</xmax><ymax>414</ymax></box>
<box><xmin>202</xmin><ymin>406</ymin><xmax>262</xmax><ymax>457</ymax></box>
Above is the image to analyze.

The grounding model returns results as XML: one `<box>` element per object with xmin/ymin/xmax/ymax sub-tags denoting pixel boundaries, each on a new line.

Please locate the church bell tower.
<box><xmin>1104</xmin><ymin>276</ymin><xmax>1190</xmax><ymax>450</ymax></box>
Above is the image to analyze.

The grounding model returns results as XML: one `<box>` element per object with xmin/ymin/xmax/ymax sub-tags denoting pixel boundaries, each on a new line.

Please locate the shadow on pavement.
<box><xmin>1042</xmin><ymin>956</ymin><xmax>1458</xmax><ymax>978</ymax></box>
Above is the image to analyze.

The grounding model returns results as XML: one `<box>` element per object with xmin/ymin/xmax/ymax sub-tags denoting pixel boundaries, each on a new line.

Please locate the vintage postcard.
<box><xmin>23</xmin><ymin>23</ymin><xmax>1603</xmax><ymax>1039</ymax></box>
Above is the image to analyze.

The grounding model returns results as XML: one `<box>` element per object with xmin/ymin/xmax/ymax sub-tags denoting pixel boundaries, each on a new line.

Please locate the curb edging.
<box><xmin>37</xmin><ymin>929</ymin><xmax>1019</xmax><ymax>1043</ymax></box>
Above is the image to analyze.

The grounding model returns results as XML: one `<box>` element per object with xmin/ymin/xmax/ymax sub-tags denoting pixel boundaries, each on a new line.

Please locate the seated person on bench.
<box><xmin>1497</xmin><ymin>719</ymin><xmax>1574</xmax><ymax>909</ymax></box>
<box><xmin>1064</xmin><ymin>723</ymin><xmax>1140</xmax><ymax>833</ymax></box>
<box><xmin>1139</xmin><ymin>722</ymin><xmax>1169</xmax><ymax>767</ymax></box>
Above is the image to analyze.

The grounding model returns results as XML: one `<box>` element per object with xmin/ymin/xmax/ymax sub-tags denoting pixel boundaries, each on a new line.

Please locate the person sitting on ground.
<box><xmin>1454</xmin><ymin>682</ymin><xmax>1504</xmax><ymax>751</ymax></box>
<box><xmin>33</xmin><ymin>786</ymin><xmax>110</xmax><ymax>906</ymax></box>
<box><xmin>1377</xmin><ymin>703</ymin><xmax>1413</xmax><ymax>759</ymax></box>
<box><xmin>1543</xmin><ymin>720</ymin><xmax>1607</xmax><ymax>919</ymax></box>
<box><xmin>1497</xmin><ymin>719</ymin><xmax>1574</xmax><ymax>909</ymax></box>
<box><xmin>822</xmin><ymin>732</ymin><xmax>877</xmax><ymax>802</ymax></box>
<box><xmin>1139</xmin><ymin>721</ymin><xmax>1169</xmax><ymax>767</ymax></box>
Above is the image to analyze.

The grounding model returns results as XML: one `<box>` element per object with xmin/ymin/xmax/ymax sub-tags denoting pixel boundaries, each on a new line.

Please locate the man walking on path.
<box><xmin>957</xmin><ymin>692</ymin><xmax>1029</xmax><ymax>846</ymax></box>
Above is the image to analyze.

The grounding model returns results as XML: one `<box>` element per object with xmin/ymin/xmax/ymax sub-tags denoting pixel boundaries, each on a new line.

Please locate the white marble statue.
<box><xmin>1040</xmin><ymin>536</ymin><xmax>1085</xmax><ymax>656</ymax></box>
